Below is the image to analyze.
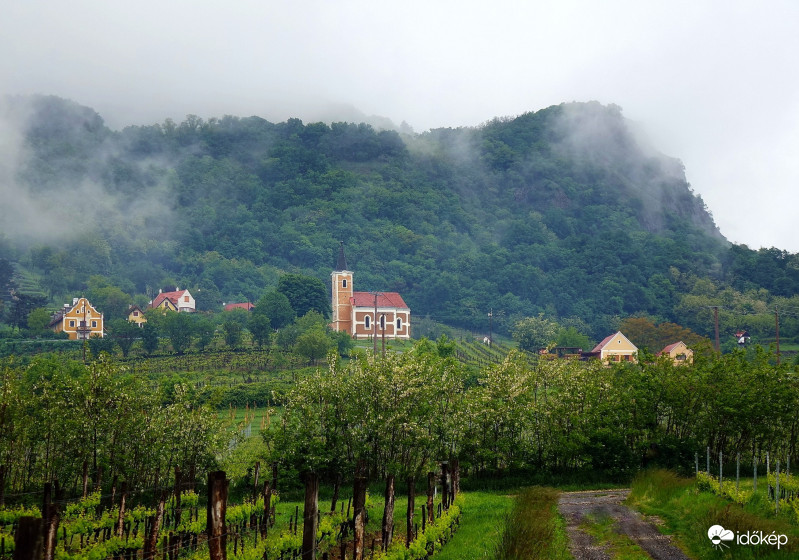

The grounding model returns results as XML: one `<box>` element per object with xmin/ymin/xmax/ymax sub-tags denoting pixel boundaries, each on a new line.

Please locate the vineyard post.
<box><xmin>694</xmin><ymin>452</ymin><xmax>698</xmax><ymax>477</ymax></box>
<box><xmin>206</xmin><ymin>471</ymin><xmax>228</xmax><ymax>560</ymax></box>
<box><xmin>426</xmin><ymin>472</ymin><xmax>434</xmax><ymax>524</ymax></box>
<box><xmin>252</xmin><ymin>462</ymin><xmax>260</xmax><ymax>502</ymax></box>
<box><xmin>41</xmin><ymin>483</ymin><xmax>59</xmax><ymax>560</ymax></box>
<box><xmin>301</xmin><ymin>471</ymin><xmax>319</xmax><ymax>560</ymax></box>
<box><xmin>352</xmin><ymin>461</ymin><xmax>368</xmax><ymax>560</ymax></box>
<box><xmin>405</xmin><ymin>477</ymin><xmax>415</xmax><ymax>549</ymax></box>
<box><xmin>174</xmin><ymin>467</ymin><xmax>183</xmax><ymax>529</ymax></box>
<box><xmin>262</xmin><ymin>479</ymin><xmax>272</xmax><ymax>538</ymax></box>
<box><xmin>13</xmin><ymin>517</ymin><xmax>42</xmax><ymax>560</ymax></box>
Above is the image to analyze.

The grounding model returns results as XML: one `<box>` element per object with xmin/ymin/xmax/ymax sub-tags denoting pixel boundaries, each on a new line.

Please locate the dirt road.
<box><xmin>557</xmin><ymin>490</ymin><xmax>691</xmax><ymax>560</ymax></box>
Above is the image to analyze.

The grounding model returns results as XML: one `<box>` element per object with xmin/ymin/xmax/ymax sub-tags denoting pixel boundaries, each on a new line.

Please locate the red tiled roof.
<box><xmin>351</xmin><ymin>291</ymin><xmax>409</xmax><ymax>309</ymax></box>
<box><xmin>224</xmin><ymin>302</ymin><xmax>254</xmax><ymax>312</ymax></box>
<box><xmin>150</xmin><ymin>290</ymin><xmax>186</xmax><ymax>309</ymax></box>
<box><xmin>657</xmin><ymin>341</ymin><xmax>684</xmax><ymax>356</ymax></box>
<box><xmin>590</xmin><ymin>333</ymin><xmax>617</xmax><ymax>354</ymax></box>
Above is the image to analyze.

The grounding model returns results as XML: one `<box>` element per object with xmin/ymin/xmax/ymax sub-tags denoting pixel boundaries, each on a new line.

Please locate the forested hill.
<box><xmin>2</xmin><ymin>94</ymin><xmax>798</xmax><ymax>340</ymax></box>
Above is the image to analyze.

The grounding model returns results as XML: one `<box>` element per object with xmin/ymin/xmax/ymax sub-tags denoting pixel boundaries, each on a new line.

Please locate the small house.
<box><xmin>49</xmin><ymin>297</ymin><xmax>104</xmax><ymax>340</ymax></box>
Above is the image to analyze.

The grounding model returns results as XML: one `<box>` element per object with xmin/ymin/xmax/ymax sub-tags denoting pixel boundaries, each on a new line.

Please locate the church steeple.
<box><xmin>336</xmin><ymin>241</ymin><xmax>348</xmax><ymax>271</ymax></box>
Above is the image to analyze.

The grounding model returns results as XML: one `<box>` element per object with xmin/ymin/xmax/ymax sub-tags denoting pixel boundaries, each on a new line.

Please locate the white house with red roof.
<box><xmin>583</xmin><ymin>331</ymin><xmax>638</xmax><ymax>363</ymax></box>
<box><xmin>149</xmin><ymin>288</ymin><xmax>196</xmax><ymax>312</ymax></box>
<box><xmin>331</xmin><ymin>244</ymin><xmax>411</xmax><ymax>340</ymax></box>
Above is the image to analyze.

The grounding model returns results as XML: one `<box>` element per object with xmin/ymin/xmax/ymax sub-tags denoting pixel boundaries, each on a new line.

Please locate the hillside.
<box><xmin>2</xmin><ymin>94</ymin><xmax>799</xmax><ymax>341</ymax></box>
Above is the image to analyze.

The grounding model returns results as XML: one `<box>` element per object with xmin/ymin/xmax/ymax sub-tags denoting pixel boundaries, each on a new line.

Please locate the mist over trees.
<box><xmin>2</xmin><ymin>95</ymin><xmax>799</xmax><ymax>343</ymax></box>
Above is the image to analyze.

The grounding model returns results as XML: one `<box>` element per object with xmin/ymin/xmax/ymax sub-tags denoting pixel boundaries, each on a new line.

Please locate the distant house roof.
<box><xmin>590</xmin><ymin>333</ymin><xmax>618</xmax><ymax>354</ymax></box>
<box><xmin>150</xmin><ymin>290</ymin><xmax>189</xmax><ymax>309</ymax></box>
<box><xmin>351</xmin><ymin>291</ymin><xmax>409</xmax><ymax>309</ymax></box>
<box><xmin>224</xmin><ymin>302</ymin><xmax>255</xmax><ymax>312</ymax></box>
<box><xmin>657</xmin><ymin>341</ymin><xmax>685</xmax><ymax>356</ymax></box>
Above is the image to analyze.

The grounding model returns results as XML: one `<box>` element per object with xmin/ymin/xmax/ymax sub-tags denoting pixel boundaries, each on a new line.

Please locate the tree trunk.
<box><xmin>381</xmin><ymin>474</ymin><xmax>395</xmax><ymax>551</ymax></box>
<box><xmin>352</xmin><ymin>461</ymin><xmax>368</xmax><ymax>560</ymax></box>
<box><xmin>144</xmin><ymin>492</ymin><xmax>165</xmax><ymax>560</ymax></box>
<box><xmin>301</xmin><ymin>472</ymin><xmax>319</xmax><ymax>560</ymax></box>
<box><xmin>206</xmin><ymin>472</ymin><xmax>228</xmax><ymax>560</ymax></box>
<box><xmin>405</xmin><ymin>477</ymin><xmax>415</xmax><ymax>548</ymax></box>
<box><xmin>13</xmin><ymin>517</ymin><xmax>42</xmax><ymax>560</ymax></box>
<box><xmin>426</xmin><ymin>472</ymin><xmax>435</xmax><ymax>523</ymax></box>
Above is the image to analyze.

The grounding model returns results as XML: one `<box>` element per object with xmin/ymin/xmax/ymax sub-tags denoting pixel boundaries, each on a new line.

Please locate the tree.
<box><xmin>140</xmin><ymin>322</ymin><xmax>160</xmax><ymax>355</ymax></box>
<box><xmin>108</xmin><ymin>319</ymin><xmax>139</xmax><ymax>357</ymax></box>
<box><xmin>555</xmin><ymin>326</ymin><xmax>593</xmax><ymax>350</ymax></box>
<box><xmin>255</xmin><ymin>290</ymin><xmax>295</xmax><ymax>329</ymax></box>
<box><xmin>87</xmin><ymin>277</ymin><xmax>131</xmax><ymax>320</ymax></box>
<box><xmin>222</xmin><ymin>320</ymin><xmax>243</xmax><ymax>348</ymax></box>
<box><xmin>163</xmin><ymin>312</ymin><xmax>195</xmax><ymax>354</ymax></box>
<box><xmin>512</xmin><ymin>315</ymin><xmax>559</xmax><ymax>352</ymax></box>
<box><xmin>195</xmin><ymin>318</ymin><xmax>216</xmax><ymax>352</ymax></box>
<box><xmin>248</xmin><ymin>313</ymin><xmax>271</xmax><ymax>348</ymax></box>
<box><xmin>10</xmin><ymin>293</ymin><xmax>48</xmax><ymax>331</ymax></box>
<box><xmin>27</xmin><ymin>307</ymin><xmax>52</xmax><ymax>334</ymax></box>
<box><xmin>294</xmin><ymin>328</ymin><xmax>332</xmax><ymax>364</ymax></box>
<box><xmin>277</xmin><ymin>274</ymin><xmax>330</xmax><ymax>318</ymax></box>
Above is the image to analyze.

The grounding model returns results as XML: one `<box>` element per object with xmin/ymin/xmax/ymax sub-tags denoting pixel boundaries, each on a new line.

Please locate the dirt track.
<box><xmin>557</xmin><ymin>490</ymin><xmax>691</xmax><ymax>560</ymax></box>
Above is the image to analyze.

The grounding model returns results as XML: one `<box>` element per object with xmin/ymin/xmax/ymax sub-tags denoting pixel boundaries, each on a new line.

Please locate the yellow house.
<box><xmin>49</xmin><ymin>297</ymin><xmax>104</xmax><ymax>340</ymax></box>
<box><xmin>585</xmin><ymin>331</ymin><xmax>638</xmax><ymax>364</ymax></box>
<box><xmin>148</xmin><ymin>288</ymin><xmax>195</xmax><ymax>312</ymax></box>
<box><xmin>657</xmin><ymin>341</ymin><xmax>693</xmax><ymax>365</ymax></box>
<box><xmin>127</xmin><ymin>304</ymin><xmax>147</xmax><ymax>327</ymax></box>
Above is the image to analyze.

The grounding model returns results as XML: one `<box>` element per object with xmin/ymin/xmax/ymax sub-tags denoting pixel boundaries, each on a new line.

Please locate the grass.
<box><xmin>580</xmin><ymin>513</ymin><xmax>648</xmax><ymax>560</ymax></box>
<box><xmin>494</xmin><ymin>487</ymin><xmax>572</xmax><ymax>560</ymax></box>
<box><xmin>627</xmin><ymin>469</ymin><xmax>799</xmax><ymax>559</ymax></box>
<box><xmin>433</xmin><ymin>491</ymin><xmax>515</xmax><ymax>560</ymax></box>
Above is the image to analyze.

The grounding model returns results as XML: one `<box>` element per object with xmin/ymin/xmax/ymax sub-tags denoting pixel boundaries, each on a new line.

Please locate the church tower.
<box><xmin>331</xmin><ymin>242</ymin><xmax>353</xmax><ymax>335</ymax></box>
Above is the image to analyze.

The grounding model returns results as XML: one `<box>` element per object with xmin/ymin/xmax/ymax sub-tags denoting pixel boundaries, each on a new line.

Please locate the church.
<box><xmin>331</xmin><ymin>244</ymin><xmax>411</xmax><ymax>340</ymax></box>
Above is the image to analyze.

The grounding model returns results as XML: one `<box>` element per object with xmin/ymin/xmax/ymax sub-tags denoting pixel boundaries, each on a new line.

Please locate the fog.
<box><xmin>2</xmin><ymin>0</ymin><xmax>798</xmax><ymax>250</ymax></box>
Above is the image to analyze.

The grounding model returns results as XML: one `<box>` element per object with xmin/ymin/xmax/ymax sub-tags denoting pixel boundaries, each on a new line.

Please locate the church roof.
<box><xmin>336</xmin><ymin>242</ymin><xmax>349</xmax><ymax>271</ymax></box>
<box><xmin>351</xmin><ymin>291</ymin><xmax>409</xmax><ymax>309</ymax></box>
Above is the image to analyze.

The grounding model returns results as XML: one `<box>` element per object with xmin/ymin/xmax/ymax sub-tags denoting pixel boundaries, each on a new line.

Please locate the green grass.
<box><xmin>628</xmin><ymin>469</ymin><xmax>799</xmax><ymax>559</ymax></box>
<box><xmin>494</xmin><ymin>487</ymin><xmax>572</xmax><ymax>560</ymax></box>
<box><xmin>580</xmin><ymin>513</ymin><xmax>648</xmax><ymax>560</ymax></box>
<box><xmin>432</xmin><ymin>491</ymin><xmax>515</xmax><ymax>559</ymax></box>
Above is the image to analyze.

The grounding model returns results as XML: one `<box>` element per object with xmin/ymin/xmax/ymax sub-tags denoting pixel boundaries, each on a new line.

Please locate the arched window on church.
<box><xmin>342</xmin><ymin>279</ymin><xmax>347</xmax><ymax>288</ymax></box>
<box><xmin>396</xmin><ymin>317</ymin><xmax>402</xmax><ymax>330</ymax></box>
<box><xmin>364</xmin><ymin>315</ymin><xmax>371</xmax><ymax>330</ymax></box>
<box><xmin>380</xmin><ymin>315</ymin><xmax>386</xmax><ymax>331</ymax></box>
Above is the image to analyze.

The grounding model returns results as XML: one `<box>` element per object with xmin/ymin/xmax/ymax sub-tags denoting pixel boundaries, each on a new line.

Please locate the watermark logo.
<box><xmin>707</xmin><ymin>525</ymin><xmax>734</xmax><ymax>550</ymax></box>
<box><xmin>707</xmin><ymin>525</ymin><xmax>788</xmax><ymax>551</ymax></box>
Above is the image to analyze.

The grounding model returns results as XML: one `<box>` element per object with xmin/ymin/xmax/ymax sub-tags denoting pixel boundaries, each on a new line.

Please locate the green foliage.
<box><xmin>163</xmin><ymin>312</ymin><xmax>194</xmax><ymax>354</ymax></box>
<box><xmin>277</xmin><ymin>274</ymin><xmax>330</xmax><ymax>318</ymax></box>
<box><xmin>26</xmin><ymin>307</ymin><xmax>51</xmax><ymax>333</ymax></box>
<box><xmin>512</xmin><ymin>315</ymin><xmax>559</xmax><ymax>352</ymax></box>
<box><xmin>222</xmin><ymin>319</ymin><xmax>243</xmax><ymax>348</ymax></box>
<box><xmin>255</xmin><ymin>290</ymin><xmax>295</xmax><ymax>330</ymax></box>
<box><xmin>139</xmin><ymin>321</ymin><xmax>160</xmax><ymax>355</ymax></box>
<box><xmin>248</xmin><ymin>313</ymin><xmax>271</xmax><ymax>347</ymax></box>
<box><xmin>107</xmin><ymin>318</ymin><xmax>139</xmax><ymax>357</ymax></box>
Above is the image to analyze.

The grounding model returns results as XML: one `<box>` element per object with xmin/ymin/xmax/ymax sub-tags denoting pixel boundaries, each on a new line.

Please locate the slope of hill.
<box><xmin>2</xmin><ymin>94</ymin><xmax>798</xmax><ymax>340</ymax></box>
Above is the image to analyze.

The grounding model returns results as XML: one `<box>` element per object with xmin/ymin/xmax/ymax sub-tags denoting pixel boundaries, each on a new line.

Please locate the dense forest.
<box><xmin>2</xmin><ymin>94</ymin><xmax>799</xmax><ymax>345</ymax></box>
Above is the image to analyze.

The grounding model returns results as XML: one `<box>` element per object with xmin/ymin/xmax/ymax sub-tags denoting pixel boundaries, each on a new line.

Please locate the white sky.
<box><xmin>2</xmin><ymin>0</ymin><xmax>798</xmax><ymax>251</ymax></box>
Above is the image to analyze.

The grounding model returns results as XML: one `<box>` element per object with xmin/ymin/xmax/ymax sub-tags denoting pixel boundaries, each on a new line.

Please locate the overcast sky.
<box><xmin>2</xmin><ymin>0</ymin><xmax>798</xmax><ymax>251</ymax></box>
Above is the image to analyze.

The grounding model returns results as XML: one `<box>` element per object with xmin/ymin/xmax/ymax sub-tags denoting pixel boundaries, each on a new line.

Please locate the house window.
<box><xmin>342</xmin><ymin>279</ymin><xmax>347</xmax><ymax>288</ymax></box>
<box><xmin>69</xmin><ymin>320</ymin><xmax>75</xmax><ymax>328</ymax></box>
<box><xmin>133</xmin><ymin>311</ymin><xmax>139</xmax><ymax>316</ymax></box>
<box><xmin>380</xmin><ymin>315</ymin><xmax>386</xmax><ymax>331</ymax></box>
<box><xmin>184</xmin><ymin>295</ymin><xmax>189</xmax><ymax>302</ymax></box>
<box><xmin>364</xmin><ymin>315</ymin><xmax>371</xmax><ymax>330</ymax></box>
<box><xmin>396</xmin><ymin>318</ymin><xmax>402</xmax><ymax>329</ymax></box>
<box><xmin>92</xmin><ymin>321</ymin><xmax>97</xmax><ymax>328</ymax></box>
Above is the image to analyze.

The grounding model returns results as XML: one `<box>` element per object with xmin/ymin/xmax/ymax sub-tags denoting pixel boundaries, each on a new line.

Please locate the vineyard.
<box><xmin>3</xmin><ymin>337</ymin><xmax>799</xmax><ymax>558</ymax></box>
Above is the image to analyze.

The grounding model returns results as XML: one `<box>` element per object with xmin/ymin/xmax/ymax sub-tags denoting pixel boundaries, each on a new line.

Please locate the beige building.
<box><xmin>584</xmin><ymin>331</ymin><xmax>638</xmax><ymax>363</ymax></box>
<box><xmin>330</xmin><ymin>244</ymin><xmax>411</xmax><ymax>340</ymax></box>
<box><xmin>657</xmin><ymin>341</ymin><xmax>693</xmax><ymax>365</ymax></box>
<box><xmin>127</xmin><ymin>304</ymin><xmax>147</xmax><ymax>327</ymax></box>
<box><xmin>49</xmin><ymin>297</ymin><xmax>104</xmax><ymax>340</ymax></box>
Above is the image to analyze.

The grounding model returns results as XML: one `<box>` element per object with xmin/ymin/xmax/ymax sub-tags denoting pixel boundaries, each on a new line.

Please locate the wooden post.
<box><xmin>405</xmin><ymin>477</ymin><xmax>415</xmax><ymax>548</ymax></box>
<box><xmin>262</xmin><ymin>480</ymin><xmax>272</xmax><ymax>538</ymax></box>
<box><xmin>174</xmin><ymin>467</ymin><xmax>182</xmax><ymax>529</ymax></box>
<box><xmin>451</xmin><ymin>458</ymin><xmax>459</xmax><ymax>499</ymax></box>
<box><xmin>13</xmin><ymin>517</ymin><xmax>42</xmax><ymax>560</ymax></box>
<box><xmin>252</xmin><ymin>462</ymin><xmax>260</xmax><ymax>502</ymax></box>
<box><xmin>352</xmin><ymin>461</ymin><xmax>368</xmax><ymax>560</ymax></box>
<box><xmin>426</xmin><ymin>472</ymin><xmax>434</xmax><ymax>524</ymax></box>
<box><xmin>301</xmin><ymin>472</ymin><xmax>319</xmax><ymax>560</ymax></box>
<box><xmin>380</xmin><ymin>474</ymin><xmax>395</xmax><ymax>551</ymax></box>
<box><xmin>206</xmin><ymin>471</ymin><xmax>228</xmax><ymax>560</ymax></box>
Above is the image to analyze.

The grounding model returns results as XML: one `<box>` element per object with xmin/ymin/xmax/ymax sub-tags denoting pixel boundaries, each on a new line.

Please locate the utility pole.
<box><xmin>488</xmin><ymin>309</ymin><xmax>493</xmax><ymax>345</ymax></box>
<box><xmin>775</xmin><ymin>306</ymin><xmax>781</xmax><ymax>365</ymax></box>
<box><xmin>713</xmin><ymin>306</ymin><xmax>720</xmax><ymax>353</ymax></box>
